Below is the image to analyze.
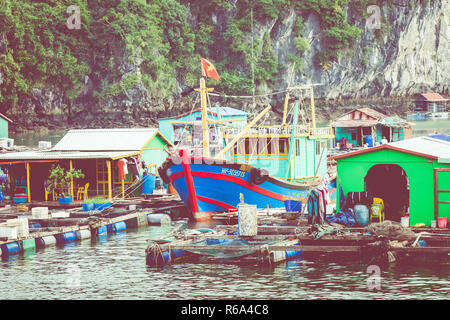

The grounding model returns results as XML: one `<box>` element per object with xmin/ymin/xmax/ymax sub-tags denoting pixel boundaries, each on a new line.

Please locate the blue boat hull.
<box><xmin>159</xmin><ymin>157</ymin><xmax>317</xmax><ymax>213</ymax></box>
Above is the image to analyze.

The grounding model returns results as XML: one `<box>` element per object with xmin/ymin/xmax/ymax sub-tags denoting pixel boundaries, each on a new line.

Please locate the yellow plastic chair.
<box><xmin>370</xmin><ymin>197</ymin><xmax>385</xmax><ymax>223</ymax></box>
<box><xmin>44</xmin><ymin>188</ymin><xmax>53</xmax><ymax>201</ymax></box>
<box><xmin>77</xmin><ymin>182</ymin><xmax>90</xmax><ymax>200</ymax></box>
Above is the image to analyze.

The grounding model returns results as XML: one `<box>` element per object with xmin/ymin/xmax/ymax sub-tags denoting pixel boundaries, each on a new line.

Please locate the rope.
<box><xmin>145</xmin><ymin>240</ymin><xmax>165</xmax><ymax>267</ymax></box>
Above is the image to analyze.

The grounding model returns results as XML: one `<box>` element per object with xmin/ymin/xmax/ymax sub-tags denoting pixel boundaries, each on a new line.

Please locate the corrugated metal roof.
<box><xmin>53</xmin><ymin>128</ymin><xmax>160</xmax><ymax>151</ymax></box>
<box><xmin>160</xmin><ymin>106</ymin><xmax>249</xmax><ymax>120</ymax></box>
<box><xmin>388</xmin><ymin>136</ymin><xmax>450</xmax><ymax>159</ymax></box>
<box><xmin>0</xmin><ymin>150</ymin><xmax>140</xmax><ymax>161</ymax></box>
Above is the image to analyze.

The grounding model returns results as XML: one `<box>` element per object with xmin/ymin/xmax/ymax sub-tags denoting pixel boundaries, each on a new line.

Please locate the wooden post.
<box><xmin>107</xmin><ymin>160</ymin><xmax>112</xmax><ymax>200</ymax></box>
<box><xmin>281</xmin><ymin>91</ymin><xmax>290</xmax><ymax>129</ymax></box>
<box><xmin>26</xmin><ymin>163</ymin><xmax>31</xmax><ymax>203</ymax></box>
<box><xmin>69</xmin><ymin>160</ymin><xmax>74</xmax><ymax>199</ymax></box>
<box><xmin>122</xmin><ymin>179</ymin><xmax>125</xmax><ymax>200</ymax></box>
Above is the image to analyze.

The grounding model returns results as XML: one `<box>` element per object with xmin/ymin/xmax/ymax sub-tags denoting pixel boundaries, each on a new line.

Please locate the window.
<box><xmin>295</xmin><ymin>140</ymin><xmax>300</xmax><ymax>156</ymax></box>
<box><xmin>315</xmin><ymin>141</ymin><xmax>321</xmax><ymax>155</ymax></box>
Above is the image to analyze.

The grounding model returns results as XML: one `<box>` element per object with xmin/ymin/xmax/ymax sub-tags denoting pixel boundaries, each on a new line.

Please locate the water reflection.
<box><xmin>0</xmin><ymin>224</ymin><xmax>449</xmax><ymax>299</ymax></box>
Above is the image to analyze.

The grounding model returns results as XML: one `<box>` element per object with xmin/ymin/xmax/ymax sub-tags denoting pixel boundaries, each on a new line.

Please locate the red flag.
<box><xmin>200</xmin><ymin>58</ymin><xmax>220</xmax><ymax>81</ymax></box>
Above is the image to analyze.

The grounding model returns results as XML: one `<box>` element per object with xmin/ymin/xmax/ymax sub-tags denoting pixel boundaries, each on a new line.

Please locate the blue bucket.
<box><xmin>284</xmin><ymin>200</ymin><xmax>302</xmax><ymax>212</ymax></box>
<box><xmin>354</xmin><ymin>204</ymin><xmax>370</xmax><ymax>227</ymax></box>
<box><xmin>82</xmin><ymin>203</ymin><xmax>95</xmax><ymax>211</ymax></box>
<box><xmin>142</xmin><ymin>173</ymin><xmax>156</xmax><ymax>195</ymax></box>
<box><xmin>58</xmin><ymin>196</ymin><xmax>73</xmax><ymax>204</ymax></box>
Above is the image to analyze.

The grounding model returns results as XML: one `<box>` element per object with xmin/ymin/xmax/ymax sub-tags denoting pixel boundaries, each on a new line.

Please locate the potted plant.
<box><xmin>82</xmin><ymin>197</ymin><xmax>95</xmax><ymax>212</ymax></box>
<box><xmin>47</xmin><ymin>164</ymin><xmax>85</xmax><ymax>204</ymax></box>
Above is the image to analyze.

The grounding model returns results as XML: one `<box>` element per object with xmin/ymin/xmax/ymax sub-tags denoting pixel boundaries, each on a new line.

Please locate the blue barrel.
<box><xmin>29</xmin><ymin>223</ymin><xmax>42</xmax><ymax>229</ymax></box>
<box><xmin>97</xmin><ymin>225</ymin><xmax>107</xmax><ymax>235</ymax></box>
<box><xmin>56</xmin><ymin>232</ymin><xmax>77</xmax><ymax>244</ymax></box>
<box><xmin>1</xmin><ymin>242</ymin><xmax>20</xmax><ymax>256</ymax></box>
<box><xmin>113</xmin><ymin>221</ymin><xmax>127</xmax><ymax>232</ymax></box>
<box><xmin>284</xmin><ymin>200</ymin><xmax>302</xmax><ymax>212</ymax></box>
<box><xmin>354</xmin><ymin>204</ymin><xmax>370</xmax><ymax>227</ymax></box>
<box><xmin>365</xmin><ymin>136</ymin><xmax>373</xmax><ymax>147</ymax></box>
<box><xmin>142</xmin><ymin>173</ymin><xmax>156</xmax><ymax>195</ymax></box>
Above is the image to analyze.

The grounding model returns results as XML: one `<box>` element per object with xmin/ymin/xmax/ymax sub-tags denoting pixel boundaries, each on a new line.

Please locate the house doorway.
<box><xmin>364</xmin><ymin>164</ymin><xmax>409</xmax><ymax>222</ymax></box>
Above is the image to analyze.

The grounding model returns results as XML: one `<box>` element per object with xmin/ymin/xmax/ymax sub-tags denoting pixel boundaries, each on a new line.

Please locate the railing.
<box><xmin>223</xmin><ymin>125</ymin><xmax>333</xmax><ymax>137</ymax></box>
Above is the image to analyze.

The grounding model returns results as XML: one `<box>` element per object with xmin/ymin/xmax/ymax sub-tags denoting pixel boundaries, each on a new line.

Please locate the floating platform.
<box><xmin>145</xmin><ymin>218</ymin><xmax>450</xmax><ymax>267</ymax></box>
<box><xmin>0</xmin><ymin>194</ymin><xmax>188</xmax><ymax>258</ymax></box>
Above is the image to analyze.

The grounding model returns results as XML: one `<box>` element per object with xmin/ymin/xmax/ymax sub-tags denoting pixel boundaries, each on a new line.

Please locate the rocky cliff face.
<box><xmin>4</xmin><ymin>0</ymin><xmax>449</xmax><ymax>133</ymax></box>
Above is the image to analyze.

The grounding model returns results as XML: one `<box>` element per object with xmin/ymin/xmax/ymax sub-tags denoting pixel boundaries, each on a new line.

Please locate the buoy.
<box><xmin>56</xmin><ymin>232</ymin><xmax>77</xmax><ymax>244</ymax></box>
<box><xmin>97</xmin><ymin>225</ymin><xmax>107</xmax><ymax>235</ymax></box>
<box><xmin>20</xmin><ymin>239</ymin><xmax>36</xmax><ymax>253</ymax></box>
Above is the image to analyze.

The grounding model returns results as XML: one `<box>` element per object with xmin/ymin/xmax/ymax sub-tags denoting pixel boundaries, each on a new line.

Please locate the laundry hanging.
<box><xmin>117</xmin><ymin>159</ymin><xmax>128</xmax><ymax>180</ymax></box>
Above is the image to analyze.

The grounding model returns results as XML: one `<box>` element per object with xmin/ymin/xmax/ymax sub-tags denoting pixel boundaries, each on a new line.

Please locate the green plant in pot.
<box><xmin>48</xmin><ymin>164</ymin><xmax>85</xmax><ymax>203</ymax></box>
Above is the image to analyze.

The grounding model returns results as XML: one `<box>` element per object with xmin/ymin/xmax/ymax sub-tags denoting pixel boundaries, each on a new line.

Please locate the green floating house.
<box><xmin>331</xmin><ymin>108</ymin><xmax>413</xmax><ymax>148</ymax></box>
<box><xmin>332</xmin><ymin>136</ymin><xmax>450</xmax><ymax>226</ymax></box>
<box><xmin>0</xmin><ymin>113</ymin><xmax>14</xmax><ymax>147</ymax></box>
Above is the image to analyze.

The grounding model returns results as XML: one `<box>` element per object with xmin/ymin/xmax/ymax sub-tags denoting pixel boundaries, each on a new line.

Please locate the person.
<box><xmin>381</xmin><ymin>136</ymin><xmax>388</xmax><ymax>144</ymax></box>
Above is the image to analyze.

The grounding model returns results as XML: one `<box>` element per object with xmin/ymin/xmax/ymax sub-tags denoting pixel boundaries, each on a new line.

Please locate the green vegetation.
<box><xmin>0</xmin><ymin>0</ymin><xmax>378</xmax><ymax>110</ymax></box>
<box><xmin>47</xmin><ymin>164</ymin><xmax>85</xmax><ymax>198</ymax></box>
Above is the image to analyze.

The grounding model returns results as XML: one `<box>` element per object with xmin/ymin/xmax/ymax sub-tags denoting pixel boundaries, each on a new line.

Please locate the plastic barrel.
<box><xmin>56</xmin><ymin>232</ymin><xmax>77</xmax><ymax>244</ymax></box>
<box><xmin>354</xmin><ymin>204</ymin><xmax>370</xmax><ymax>227</ymax></box>
<box><xmin>97</xmin><ymin>225</ymin><xmax>107</xmax><ymax>235</ymax></box>
<box><xmin>75</xmin><ymin>229</ymin><xmax>91</xmax><ymax>240</ymax></box>
<box><xmin>147</xmin><ymin>213</ymin><xmax>172</xmax><ymax>225</ymax></box>
<box><xmin>29</xmin><ymin>223</ymin><xmax>42</xmax><ymax>229</ymax></box>
<box><xmin>365</xmin><ymin>136</ymin><xmax>373</xmax><ymax>147</ymax></box>
<box><xmin>113</xmin><ymin>221</ymin><xmax>127</xmax><ymax>232</ymax></box>
<box><xmin>285</xmin><ymin>244</ymin><xmax>302</xmax><ymax>259</ymax></box>
<box><xmin>20</xmin><ymin>239</ymin><xmax>36</xmax><ymax>253</ymax></box>
<box><xmin>36</xmin><ymin>236</ymin><xmax>57</xmax><ymax>249</ymax></box>
<box><xmin>142</xmin><ymin>173</ymin><xmax>156</xmax><ymax>195</ymax></box>
<box><xmin>1</xmin><ymin>242</ymin><xmax>20</xmax><ymax>256</ymax></box>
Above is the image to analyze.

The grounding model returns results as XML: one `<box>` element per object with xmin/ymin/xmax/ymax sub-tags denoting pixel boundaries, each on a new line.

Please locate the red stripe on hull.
<box><xmin>169</xmin><ymin>170</ymin><xmax>285</xmax><ymax>201</ymax></box>
<box><xmin>197</xmin><ymin>196</ymin><xmax>237</xmax><ymax>210</ymax></box>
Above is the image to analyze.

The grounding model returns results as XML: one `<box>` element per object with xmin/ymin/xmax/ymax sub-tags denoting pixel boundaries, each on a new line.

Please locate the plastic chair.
<box><xmin>77</xmin><ymin>182</ymin><xmax>90</xmax><ymax>200</ymax></box>
<box><xmin>370</xmin><ymin>197</ymin><xmax>385</xmax><ymax>223</ymax></box>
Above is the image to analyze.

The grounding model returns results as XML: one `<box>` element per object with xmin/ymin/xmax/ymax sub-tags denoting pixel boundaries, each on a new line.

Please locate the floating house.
<box><xmin>0</xmin><ymin>128</ymin><xmax>173</xmax><ymax>202</ymax></box>
<box><xmin>332</xmin><ymin>136</ymin><xmax>450</xmax><ymax>226</ymax></box>
<box><xmin>409</xmin><ymin>93</ymin><xmax>449</xmax><ymax>119</ymax></box>
<box><xmin>158</xmin><ymin>106</ymin><xmax>249</xmax><ymax>148</ymax></box>
<box><xmin>331</xmin><ymin>108</ymin><xmax>413</xmax><ymax>148</ymax></box>
<box><xmin>0</xmin><ymin>113</ymin><xmax>14</xmax><ymax>147</ymax></box>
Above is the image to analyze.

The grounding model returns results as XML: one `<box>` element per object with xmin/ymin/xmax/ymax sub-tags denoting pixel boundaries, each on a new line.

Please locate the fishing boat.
<box><xmin>158</xmin><ymin>78</ymin><xmax>335</xmax><ymax>220</ymax></box>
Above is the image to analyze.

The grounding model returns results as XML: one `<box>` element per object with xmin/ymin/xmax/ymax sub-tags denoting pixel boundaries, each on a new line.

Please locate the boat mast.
<box><xmin>200</xmin><ymin>77</ymin><xmax>210</xmax><ymax>158</ymax></box>
<box><xmin>310</xmin><ymin>87</ymin><xmax>316</xmax><ymax>129</ymax></box>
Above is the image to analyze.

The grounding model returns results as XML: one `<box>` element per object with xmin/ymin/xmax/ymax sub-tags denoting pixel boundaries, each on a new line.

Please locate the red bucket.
<box><xmin>437</xmin><ymin>218</ymin><xmax>447</xmax><ymax>229</ymax></box>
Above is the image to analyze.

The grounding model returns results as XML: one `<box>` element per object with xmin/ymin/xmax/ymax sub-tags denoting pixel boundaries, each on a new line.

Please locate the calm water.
<box><xmin>0</xmin><ymin>224</ymin><xmax>448</xmax><ymax>300</ymax></box>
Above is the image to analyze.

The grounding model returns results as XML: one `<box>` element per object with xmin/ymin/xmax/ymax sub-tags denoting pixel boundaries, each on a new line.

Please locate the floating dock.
<box><xmin>145</xmin><ymin>212</ymin><xmax>450</xmax><ymax>267</ymax></box>
<box><xmin>0</xmin><ymin>194</ymin><xmax>187</xmax><ymax>258</ymax></box>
